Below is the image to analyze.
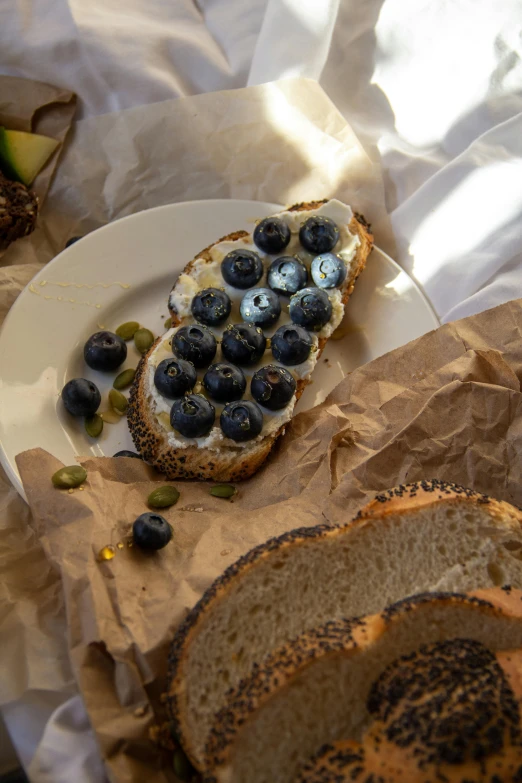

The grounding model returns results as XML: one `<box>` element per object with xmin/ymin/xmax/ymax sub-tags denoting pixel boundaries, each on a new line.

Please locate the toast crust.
<box><xmin>128</xmin><ymin>202</ymin><xmax>373</xmax><ymax>480</ymax></box>
<box><xmin>294</xmin><ymin>638</ymin><xmax>522</xmax><ymax>783</ymax></box>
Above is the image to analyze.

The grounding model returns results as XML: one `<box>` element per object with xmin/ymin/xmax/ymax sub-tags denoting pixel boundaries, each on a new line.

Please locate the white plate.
<box><xmin>0</xmin><ymin>199</ymin><xmax>439</xmax><ymax>497</ymax></box>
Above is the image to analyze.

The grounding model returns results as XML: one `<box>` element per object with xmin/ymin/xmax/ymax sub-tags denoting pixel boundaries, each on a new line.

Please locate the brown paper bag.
<box><xmin>16</xmin><ymin>297</ymin><xmax>522</xmax><ymax>782</ymax></box>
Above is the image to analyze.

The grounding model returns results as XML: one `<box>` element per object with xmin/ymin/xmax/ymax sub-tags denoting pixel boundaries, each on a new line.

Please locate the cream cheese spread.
<box><xmin>149</xmin><ymin>199</ymin><xmax>359</xmax><ymax>449</ymax></box>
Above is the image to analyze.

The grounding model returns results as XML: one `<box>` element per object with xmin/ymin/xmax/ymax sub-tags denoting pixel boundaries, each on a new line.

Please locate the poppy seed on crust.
<box><xmin>358</xmin><ymin>478</ymin><xmax>492</xmax><ymax>518</ymax></box>
<box><xmin>298</xmin><ymin>639</ymin><xmax>522</xmax><ymax>783</ymax></box>
<box><xmin>368</xmin><ymin>638</ymin><xmax>521</xmax><ymax>764</ymax></box>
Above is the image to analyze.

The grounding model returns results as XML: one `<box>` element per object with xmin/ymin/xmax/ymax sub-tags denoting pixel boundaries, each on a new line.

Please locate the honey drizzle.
<box><xmin>29</xmin><ymin>280</ymin><xmax>131</xmax><ymax>310</ymax></box>
<box><xmin>38</xmin><ymin>280</ymin><xmax>131</xmax><ymax>290</ymax></box>
<box><xmin>29</xmin><ymin>284</ymin><xmax>102</xmax><ymax>309</ymax></box>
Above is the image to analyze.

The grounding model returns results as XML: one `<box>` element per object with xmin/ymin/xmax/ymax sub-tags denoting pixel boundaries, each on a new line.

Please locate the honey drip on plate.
<box><xmin>39</xmin><ymin>280</ymin><xmax>131</xmax><ymax>290</ymax></box>
<box><xmin>29</xmin><ymin>280</ymin><xmax>131</xmax><ymax>310</ymax></box>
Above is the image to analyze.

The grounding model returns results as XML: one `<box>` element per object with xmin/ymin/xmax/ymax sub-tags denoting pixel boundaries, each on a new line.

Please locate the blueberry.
<box><xmin>203</xmin><ymin>363</ymin><xmax>246</xmax><ymax>403</ymax></box>
<box><xmin>221</xmin><ymin>323</ymin><xmax>267</xmax><ymax>367</ymax></box>
<box><xmin>61</xmin><ymin>378</ymin><xmax>101</xmax><ymax>416</ymax></box>
<box><xmin>65</xmin><ymin>236</ymin><xmax>83</xmax><ymax>248</ymax></box>
<box><xmin>84</xmin><ymin>331</ymin><xmax>127</xmax><ymax>372</ymax></box>
<box><xmin>172</xmin><ymin>325</ymin><xmax>217</xmax><ymax>369</ymax></box>
<box><xmin>289</xmin><ymin>287</ymin><xmax>332</xmax><ymax>331</ymax></box>
<box><xmin>170</xmin><ymin>394</ymin><xmax>215</xmax><ymax>438</ymax></box>
<box><xmin>253</xmin><ymin>217</ymin><xmax>291</xmax><ymax>254</ymax></box>
<box><xmin>267</xmin><ymin>256</ymin><xmax>308</xmax><ymax>296</ymax></box>
<box><xmin>271</xmin><ymin>325</ymin><xmax>313</xmax><ymax>366</ymax></box>
<box><xmin>154</xmin><ymin>358</ymin><xmax>196</xmax><ymax>399</ymax></box>
<box><xmin>113</xmin><ymin>450</ymin><xmax>142</xmax><ymax>459</ymax></box>
<box><xmin>311</xmin><ymin>252</ymin><xmax>347</xmax><ymax>289</ymax></box>
<box><xmin>132</xmin><ymin>512</ymin><xmax>172</xmax><ymax>551</ymax></box>
<box><xmin>251</xmin><ymin>365</ymin><xmax>296</xmax><ymax>410</ymax></box>
<box><xmin>191</xmin><ymin>288</ymin><xmax>231</xmax><ymax>326</ymax></box>
<box><xmin>221</xmin><ymin>249</ymin><xmax>263</xmax><ymax>289</ymax></box>
<box><xmin>299</xmin><ymin>216</ymin><xmax>339</xmax><ymax>254</ymax></box>
<box><xmin>220</xmin><ymin>400</ymin><xmax>263</xmax><ymax>442</ymax></box>
<box><xmin>240</xmin><ymin>288</ymin><xmax>281</xmax><ymax>328</ymax></box>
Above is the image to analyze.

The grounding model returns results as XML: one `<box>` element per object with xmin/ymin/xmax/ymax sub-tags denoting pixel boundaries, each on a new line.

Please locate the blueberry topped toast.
<box><xmin>128</xmin><ymin>199</ymin><xmax>373</xmax><ymax>480</ymax></box>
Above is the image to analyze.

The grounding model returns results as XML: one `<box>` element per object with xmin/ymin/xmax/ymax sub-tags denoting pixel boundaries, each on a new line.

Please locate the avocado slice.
<box><xmin>0</xmin><ymin>127</ymin><xmax>60</xmax><ymax>186</ymax></box>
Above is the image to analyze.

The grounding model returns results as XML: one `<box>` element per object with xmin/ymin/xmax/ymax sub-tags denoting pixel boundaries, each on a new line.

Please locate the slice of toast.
<box><xmin>166</xmin><ymin>480</ymin><xmax>522</xmax><ymax>769</ymax></box>
<box><xmin>293</xmin><ymin>638</ymin><xmax>522</xmax><ymax>783</ymax></box>
<box><xmin>202</xmin><ymin>589</ymin><xmax>522</xmax><ymax>783</ymax></box>
<box><xmin>128</xmin><ymin>199</ymin><xmax>373</xmax><ymax>480</ymax></box>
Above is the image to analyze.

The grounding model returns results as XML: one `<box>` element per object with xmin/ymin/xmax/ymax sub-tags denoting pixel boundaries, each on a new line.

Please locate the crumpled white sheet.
<box><xmin>3</xmin><ymin>694</ymin><xmax>107</xmax><ymax>782</ymax></box>
<box><xmin>2</xmin><ymin>0</ymin><xmax>522</xmax><ymax>779</ymax></box>
<box><xmin>2</xmin><ymin>0</ymin><xmax>521</xmax><ymax>325</ymax></box>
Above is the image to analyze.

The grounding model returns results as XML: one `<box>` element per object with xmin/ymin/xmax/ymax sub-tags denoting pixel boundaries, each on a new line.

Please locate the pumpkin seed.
<box><xmin>210</xmin><ymin>484</ymin><xmax>237</xmax><ymax>499</ymax></box>
<box><xmin>173</xmin><ymin>749</ymin><xmax>193</xmax><ymax>781</ymax></box>
<box><xmin>169</xmin><ymin>721</ymin><xmax>180</xmax><ymax>743</ymax></box>
<box><xmin>164</xmin><ymin>317</ymin><xmax>172</xmax><ymax>329</ymax></box>
<box><xmin>115</xmin><ymin>321</ymin><xmax>140</xmax><ymax>340</ymax></box>
<box><xmin>148</xmin><ymin>485</ymin><xmax>180</xmax><ymax>509</ymax></box>
<box><xmin>109</xmin><ymin>388</ymin><xmax>128</xmax><ymax>414</ymax></box>
<box><xmin>113</xmin><ymin>368</ymin><xmax>136</xmax><ymax>390</ymax></box>
<box><xmin>52</xmin><ymin>465</ymin><xmax>87</xmax><ymax>489</ymax></box>
<box><xmin>158</xmin><ymin>411</ymin><xmax>173</xmax><ymax>431</ymax></box>
<box><xmin>100</xmin><ymin>409</ymin><xmax>122</xmax><ymax>424</ymax></box>
<box><xmin>85</xmin><ymin>414</ymin><xmax>103</xmax><ymax>438</ymax></box>
<box><xmin>134</xmin><ymin>328</ymin><xmax>155</xmax><ymax>354</ymax></box>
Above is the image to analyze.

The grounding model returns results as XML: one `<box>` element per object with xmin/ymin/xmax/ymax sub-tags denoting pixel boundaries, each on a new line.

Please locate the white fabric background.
<box><xmin>1</xmin><ymin>0</ymin><xmax>522</xmax><ymax>779</ymax></box>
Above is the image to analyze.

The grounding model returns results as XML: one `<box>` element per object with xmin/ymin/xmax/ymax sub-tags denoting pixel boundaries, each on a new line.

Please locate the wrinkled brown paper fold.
<box><xmin>0</xmin><ymin>75</ymin><xmax>76</xmax><ymax>203</ymax></box>
<box><xmin>16</xmin><ymin>297</ymin><xmax>522</xmax><ymax>782</ymax></box>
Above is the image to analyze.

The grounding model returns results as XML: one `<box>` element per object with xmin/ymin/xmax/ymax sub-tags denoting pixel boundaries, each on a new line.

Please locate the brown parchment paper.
<box><xmin>15</xmin><ymin>297</ymin><xmax>522</xmax><ymax>783</ymax></box>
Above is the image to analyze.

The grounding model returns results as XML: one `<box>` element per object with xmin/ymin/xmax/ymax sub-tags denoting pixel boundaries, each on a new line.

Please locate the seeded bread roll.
<box><xmin>203</xmin><ymin>589</ymin><xmax>522</xmax><ymax>783</ymax></box>
<box><xmin>127</xmin><ymin>200</ymin><xmax>373</xmax><ymax>481</ymax></box>
<box><xmin>295</xmin><ymin>638</ymin><xmax>522</xmax><ymax>783</ymax></box>
<box><xmin>166</xmin><ymin>480</ymin><xmax>522</xmax><ymax>768</ymax></box>
<box><xmin>0</xmin><ymin>171</ymin><xmax>38</xmax><ymax>250</ymax></box>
